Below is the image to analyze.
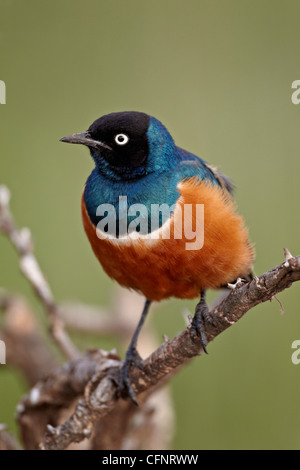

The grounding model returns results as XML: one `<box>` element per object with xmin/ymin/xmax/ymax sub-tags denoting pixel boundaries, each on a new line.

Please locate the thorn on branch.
<box><xmin>227</xmin><ymin>277</ymin><xmax>245</xmax><ymax>290</ymax></box>
<box><xmin>284</xmin><ymin>248</ymin><xmax>294</xmax><ymax>268</ymax></box>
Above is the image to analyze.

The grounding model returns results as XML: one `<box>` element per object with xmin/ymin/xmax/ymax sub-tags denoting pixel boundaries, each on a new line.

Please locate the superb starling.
<box><xmin>60</xmin><ymin>111</ymin><xmax>254</xmax><ymax>404</ymax></box>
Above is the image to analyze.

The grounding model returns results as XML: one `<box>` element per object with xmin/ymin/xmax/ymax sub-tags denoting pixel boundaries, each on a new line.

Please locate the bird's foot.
<box><xmin>118</xmin><ymin>346</ymin><xmax>144</xmax><ymax>405</ymax></box>
<box><xmin>190</xmin><ymin>294</ymin><xmax>214</xmax><ymax>354</ymax></box>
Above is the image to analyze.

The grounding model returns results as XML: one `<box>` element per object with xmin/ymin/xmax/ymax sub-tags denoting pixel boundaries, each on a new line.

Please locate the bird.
<box><xmin>60</xmin><ymin>111</ymin><xmax>254</xmax><ymax>404</ymax></box>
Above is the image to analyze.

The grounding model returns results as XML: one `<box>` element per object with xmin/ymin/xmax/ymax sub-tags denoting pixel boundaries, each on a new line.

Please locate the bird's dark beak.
<box><xmin>60</xmin><ymin>131</ymin><xmax>112</xmax><ymax>151</ymax></box>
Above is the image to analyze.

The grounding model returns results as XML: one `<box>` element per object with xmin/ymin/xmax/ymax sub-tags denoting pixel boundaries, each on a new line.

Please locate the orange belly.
<box><xmin>81</xmin><ymin>178</ymin><xmax>254</xmax><ymax>301</ymax></box>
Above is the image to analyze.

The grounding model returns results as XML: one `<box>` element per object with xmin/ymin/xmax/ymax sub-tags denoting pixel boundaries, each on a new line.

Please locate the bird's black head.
<box><xmin>60</xmin><ymin>111</ymin><xmax>151</xmax><ymax>180</ymax></box>
<box><xmin>61</xmin><ymin>111</ymin><xmax>177</xmax><ymax>181</ymax></box>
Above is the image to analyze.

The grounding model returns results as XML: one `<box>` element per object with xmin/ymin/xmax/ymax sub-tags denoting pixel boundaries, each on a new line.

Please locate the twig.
<box><xmin>0</xmin><ymin>185</ymin><xmax>174</xmax><ymax>450</ymax></box>
<box><xmin>57</xmin><ymin>302</ymin><xmax>133</xmax><ymax>338</ymax></box>
<box><xmin>18</xmin><ymin>251</ymin><xmax>299</xmax><ymax>450</ymax></box>
<box><xmin>0</xmin><ymin>185</ymin><xmax>79</xmax><ymax>359</ymax></box>
<box><xmin>0</xmin><ymin>291</ymin><xmax>57</xmax><ymax>385</ymax></box>
<box><xmin>17</xmin><ymin>291</ymin><xmax>175</xmax><ymax>450</ymax></box>
<box><xmin>17</xmin><ymin>349</ymin><xmax>121</xmax><ymax>449</ymax></box>
<box><xmin>0</xmin><ymin>424</ymin><xmax>21</xmax><ymax>450</ymax></box>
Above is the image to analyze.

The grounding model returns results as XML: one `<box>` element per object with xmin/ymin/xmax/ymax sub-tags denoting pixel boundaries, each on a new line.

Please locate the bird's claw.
<box><xmin>190</xmin><ymin>300</ymin><xmax>211</xmax><ymax>354</ymax></box>
<box><xmin>118</xmin><ymin>347</ymin><xmax>144</xmax><ymax>405</ymax></box>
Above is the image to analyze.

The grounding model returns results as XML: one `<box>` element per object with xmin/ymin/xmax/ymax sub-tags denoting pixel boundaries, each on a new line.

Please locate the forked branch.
<box><xmin>1</xmin><ymin>185</ymin><xmax>299</xmax><ymax>450</ymax></box>
<box><xmin>23</xmin><ymin>252</ymin><xmax>300</xmax><ymax>450</ymax></box>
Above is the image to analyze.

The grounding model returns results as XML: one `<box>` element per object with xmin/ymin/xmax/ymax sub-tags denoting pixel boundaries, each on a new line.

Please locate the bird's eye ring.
<box><xmin>115</xmin><ymin>134</ymin><xmax>129</xmax><ymax>145</ymax></box>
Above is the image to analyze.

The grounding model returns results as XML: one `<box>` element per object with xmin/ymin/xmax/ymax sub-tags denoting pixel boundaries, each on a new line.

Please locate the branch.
<box><xmin>2</xmin><ymin>182</ymin><xmax>298</xmax><ymax>450</ymax></box>
<box><xmin>0</xmin><ymin>424</ymin><xmax>20</xmax><ymax>450</ymax></box>
<box><xmin>16</xmin><ymin>292</ymin><xmax>175</xmax><ymax>450</ymax></box>
<box><xmin>0</xmin><ymin>183</ymin><xmax>175</xmax><ymax>450</ymax></box>
<box><xmin>17</xmin><ymin>251</ymin><xmax>299</xmax><ymax>450</ymax></box>
<box><xmin>0</xmin><ymin>291</ymin><xmax>57</xmax><ymax>385</ymax></box>
<box><xmin>0</xmin><ymin>185</ymin><xmax>79</xmax><ymax>359</ymax></box>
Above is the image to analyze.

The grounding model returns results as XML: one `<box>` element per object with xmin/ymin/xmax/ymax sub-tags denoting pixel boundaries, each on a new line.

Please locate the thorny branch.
<box><xmin>0</xmin><ymin>185</ymin><xmax>299</xmax><ymax>450</ymax></box>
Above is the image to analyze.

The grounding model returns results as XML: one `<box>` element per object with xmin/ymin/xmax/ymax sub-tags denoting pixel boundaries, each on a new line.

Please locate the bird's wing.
<box><xmin>174</xmin><ymin>149</ymin><xmax>254</xmax><ymax>284</ymax></box>
<box><xmin>176</xmin><ymin>147</ymin><xmax>234</xmax><ymax>195</ymax></box>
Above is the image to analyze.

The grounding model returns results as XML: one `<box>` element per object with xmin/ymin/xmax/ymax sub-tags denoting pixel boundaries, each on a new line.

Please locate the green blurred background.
<box><xmin>1</xmin><ymin>0</ymin><xmax>300</xmax><ymax>450</ymax></box>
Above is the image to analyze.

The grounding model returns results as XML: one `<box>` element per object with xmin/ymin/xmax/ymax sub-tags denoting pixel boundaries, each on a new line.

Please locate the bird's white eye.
<box><xmin>115</xmin><ymin>133</ymin><xmax>129</xmax><ymax>145</ymax></box>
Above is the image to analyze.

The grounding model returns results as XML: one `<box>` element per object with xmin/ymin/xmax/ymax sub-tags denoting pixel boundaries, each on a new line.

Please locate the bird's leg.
<box><xmin>190</xmin><ymin>289</ymin><xmax>213</xmax><ymax>354</ymax></box>
<box><xmin>119</xmin><ymin>298</ymin><xmax>151</xmax><ymax>405</ymax></box>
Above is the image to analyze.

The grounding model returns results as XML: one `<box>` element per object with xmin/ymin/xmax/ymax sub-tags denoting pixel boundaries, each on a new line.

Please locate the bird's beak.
<box><xmin>60</xmin><ymin>131</ymin><xmax>112</xmax><ymax>151</ymax></box>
